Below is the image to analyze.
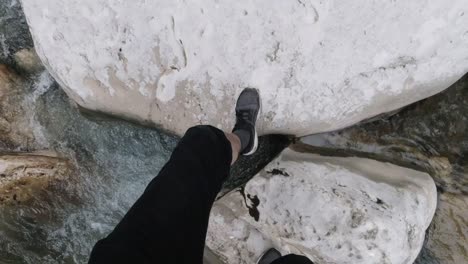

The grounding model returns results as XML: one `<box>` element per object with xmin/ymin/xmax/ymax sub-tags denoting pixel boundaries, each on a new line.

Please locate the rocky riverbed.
<box><xmin>0</xmin><ymin>1</ymin><xmax>467</xmax><ymax>263</ymax></box>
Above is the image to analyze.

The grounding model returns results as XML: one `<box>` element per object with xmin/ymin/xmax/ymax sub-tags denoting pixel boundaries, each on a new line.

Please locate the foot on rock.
<box><xmin>233</xmin><ymin>88</ymin><xmax>261</xmax><ymax>156</ymax></box>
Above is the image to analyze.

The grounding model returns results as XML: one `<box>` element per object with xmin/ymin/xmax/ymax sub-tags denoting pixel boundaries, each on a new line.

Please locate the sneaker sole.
<box><xmin>243</xmin><ymin>89</ymin><xmax>261</xmax><ymax>156</ymax></box>
<box><xmin>243</xmin><ymin>130</ymin><xmax>258</xmax><ymax>156</ymax></box>
<box><xmin>256</xmin><ymin>248</ymin><xmax>282</xmax><ymax>264</ymax></box>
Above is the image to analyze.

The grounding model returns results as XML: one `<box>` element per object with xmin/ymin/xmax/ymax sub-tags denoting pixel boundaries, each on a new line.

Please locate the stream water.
<box><xmin>1</xmin><ymin>74</ymin><xmax>179</xmax><ymax>263</ymax></box>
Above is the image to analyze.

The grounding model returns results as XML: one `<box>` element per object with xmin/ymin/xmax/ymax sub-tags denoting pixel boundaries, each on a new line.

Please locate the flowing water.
<box><xmin>1</xmin><ymin>74</ymin><xmax>179</xmax><ymax>263</ymax></box>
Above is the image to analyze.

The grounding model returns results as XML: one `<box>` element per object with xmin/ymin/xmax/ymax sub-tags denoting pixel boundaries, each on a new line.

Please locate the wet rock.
<box><xmin>20</xmin><ymin>0</ymin><xmax>468</xmax><ymax>136</ymax></box>
<box><xmin>207</xmin><ymin>148</ymin><xmax>437</xmax><ymax>264</ymax></box>
<box><xmin>0</xmin><ymin>116</ymin><xmax>11</xmax><ymax>133</ymax></box>
<box><xmin>13</xmin><ymin>48</ymin><xmax>44</xmax><ymax>73</ymax></box>
<box><xmin>0</xmin><ymin>0</ymin><xmax>33</xmax><ymax>64</ymax></box>
<box><xmin>0</xmin><ymin>64</ymin><xmax>18</xmax><ymax>97</ymax></box>
<box><xmin>416</xmin><ymin>193</ymin><xmax>468</xmax><ymax>264</ymax></box>
<box><xmin>222</xmin><ymin>134</ymin><xmax>291</xmax><ymax>197</ymax></box>
<box><xmin>0</xmin><ymin>151</ymin><xmax>73</xmax><ymax>205</ymax></box>
<box><xmin>0</xmin><ymin>64</ymin><xmax>35</xmax><ymax>149</ymax></box>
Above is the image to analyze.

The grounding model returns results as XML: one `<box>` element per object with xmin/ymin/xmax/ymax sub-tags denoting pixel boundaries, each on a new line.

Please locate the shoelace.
<box><xmin>236</xmin><ymin>111</ymin><xmax>254</xmax><ymax>127</ymax></box>
<box><xmin>240</xmin><ymin>111</ymin><xmax>250</xmax><ymax>120</ymax></box>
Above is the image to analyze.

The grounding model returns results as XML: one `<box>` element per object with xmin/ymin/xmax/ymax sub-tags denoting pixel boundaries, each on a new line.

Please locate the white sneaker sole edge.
<box><xmin>243</xmin><ymin>130</ymin><xmax>258</xmax><ymax>156</ymax></box>
<box><xmin>241</xmin><ymin>88</ymin><xmax>261</xmax><ymax>156</ymax></box>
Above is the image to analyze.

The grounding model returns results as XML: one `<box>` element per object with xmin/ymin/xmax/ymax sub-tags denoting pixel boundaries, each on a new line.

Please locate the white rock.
<box><xmin>207</xmin><ymin>149</ymin><xmax>437</xmax><ymax>264</ymax></box>
<box><xmin>20</xmin><ymin>0</ymin><xmax>468</xmax><ymax>136</ymax></box>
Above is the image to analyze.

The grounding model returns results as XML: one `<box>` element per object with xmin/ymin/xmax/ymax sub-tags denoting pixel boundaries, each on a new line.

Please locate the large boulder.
<box><xmin>20</xmin><ymin>0</ymin><xmax>468</xmax><ymax>136</ymax></box>
<box><xmin>300</xmin><ymin>74</ymin><xmax>468</xmax><ymax>195</ymax></box>
<box><xmin>296</xmin><ymin>75</ymin><xmax>468</xmax><ymax>263</ymax></box>
<box><xmin>207</xmin><ymin>148</ymin><xmax>437</xmax><ymax>264</ymax></box>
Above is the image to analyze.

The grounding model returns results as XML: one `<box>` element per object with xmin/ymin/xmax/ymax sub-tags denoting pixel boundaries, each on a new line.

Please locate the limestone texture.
<box><xmin>20</xmin><ymin>0</ymin><xmax>468</xmax><ymax>136</ymax></box>
<box><xmin>298</xmin><ymin>75</ymin><xmax>468</xmax><ymax>263</ymax></box>
<box><xmin>0</xmin><ymin>151</ymin><xmax>72</xmax><ymax>205</ymax></box>
<box><xmin>301</xmin><ymin>74</ymin><xmax>468</xmax><ymax>195</ymax></box>
<box><xmin>207</xmin><ymin>148</ymin><xmax>437</xmax><ymax>264</ymax></box>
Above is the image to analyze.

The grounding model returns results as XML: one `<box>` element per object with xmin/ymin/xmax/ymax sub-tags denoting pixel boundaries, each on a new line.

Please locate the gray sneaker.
<box><xmin>232</xmin><ymin>88</ymin><xmax>261</xmax><ymax>156</ymax></box>
<box><xmin>257</xmin><ymin>248</ymin><xmax>282</xmax><ymax>264</ymax></box>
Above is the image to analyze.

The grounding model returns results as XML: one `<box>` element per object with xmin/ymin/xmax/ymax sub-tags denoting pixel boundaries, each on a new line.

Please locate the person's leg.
<box><xmin>225</xmin><ymin>131</ymin><xmax>241</xmax><ymax>165</ymax></box>
<box><xmin>89</xmin><ymin>125</ymin><xmax>234</xmax><ymax>263</ymax></box>
<box><xmin>89</xmin><ymin>88</ymin><xmax>260</xmax><ymax>264</ymax></box>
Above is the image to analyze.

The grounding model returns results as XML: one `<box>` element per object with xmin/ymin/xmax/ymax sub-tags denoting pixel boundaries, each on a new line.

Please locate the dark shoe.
<box><xmin>257</xmin><ymin>248</ymin><xmax>282</xmax><ymax>264</ymax></box>
<box><xmin>232</xmin><ymin>88</ymin><xmax>260</xmax><ymax>156</ymax></box>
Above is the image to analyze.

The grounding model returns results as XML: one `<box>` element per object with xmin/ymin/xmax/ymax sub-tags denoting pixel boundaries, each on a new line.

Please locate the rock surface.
<box><xmin>207</xmin><ymin>148</ymin><xmax>437</xmax><ymax>264</ymax></box>
<box><xmin>20</xmin><ymin>0</ymin><xmax>468</xmax><ymax>136</ymax></box>
<box><xmin>420</xmin><ymin>193</ymin><xmax>468</xmax><ymax>264</ymax></box>
<box><xmin>301</xmin><ymin>74</ymin><xmax>468</xmax><ymax>195</ymax></box>
<box><xmin>300</xmin><ymin>74</ymin><xmax>468</xmax><ymax>263</ymax></box>
<box><xmin>0</xmin><ymin>64</ymin><xmax>36</xmax><ymax>149</ymax></box>
<box><xmin>0</xmin><ymin>151</ymin><xmax>72</xmax><ymax>205</ymax></box>
<box><xmin>0</xmin><ymin>0</ymin><xmax>33</xmax><ymax>65</ymax></box>
<box><xmin>13</xmin><ymin>48</ymin><xmax>44</xmax><ymax>73</ymax></box>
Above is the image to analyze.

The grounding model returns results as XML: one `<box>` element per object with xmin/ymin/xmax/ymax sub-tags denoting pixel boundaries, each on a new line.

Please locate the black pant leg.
<box><xmin>89</xmin><ymin>125</ymin><xmax>232</xmax><ymax>264</ymax></box>
<box><xmin>271</xmin><ymin>254</ymin><xmax>315</xmax><ymax>264</ymax></box>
